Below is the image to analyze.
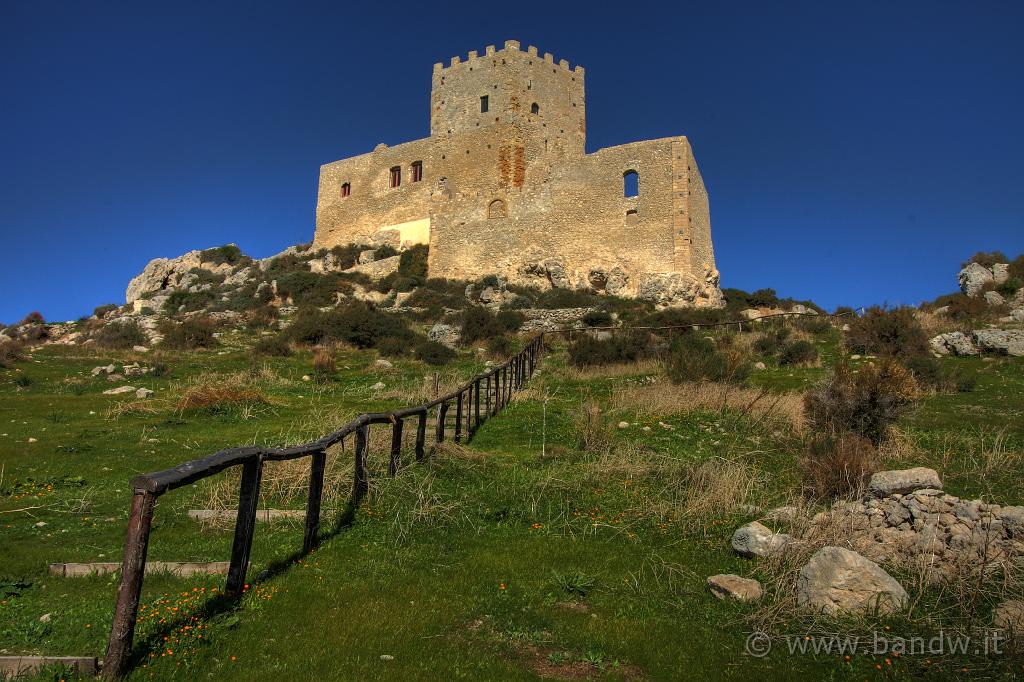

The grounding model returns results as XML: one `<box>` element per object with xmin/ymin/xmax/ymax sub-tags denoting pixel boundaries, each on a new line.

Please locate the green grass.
<box><xmin>1</xmin><ymin>332</ymin><xmax>1022</xmax><ymax>680</ymax></box>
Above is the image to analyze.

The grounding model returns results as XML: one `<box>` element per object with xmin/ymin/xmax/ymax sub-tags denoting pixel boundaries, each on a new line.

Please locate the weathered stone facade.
<box><xmin>314</xmin><ymin>41</ymin><xmax>722</xmax><ymax>307</ymax></box>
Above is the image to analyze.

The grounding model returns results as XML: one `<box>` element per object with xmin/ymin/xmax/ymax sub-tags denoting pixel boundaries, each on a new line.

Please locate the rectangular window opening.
<box><xmin>411</xmin><ymin>160</ymin><xmax>423</xmax><ymax>183</ymax></box>
<box><xmin>480</xmin><ymin>95</ymin><xmax>489</xmax><ymax>113</ymax></box>
<box><xmin>389</xmin><ymin>166</ymin><xmax>401</xmax><ymax>188</ymax></box>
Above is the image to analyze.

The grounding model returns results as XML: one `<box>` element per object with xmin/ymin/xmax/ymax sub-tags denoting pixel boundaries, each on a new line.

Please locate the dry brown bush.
<box><xmin>573</xmin><ymin>399</ymin><xmax>613</xmax><ymax>454</ymax></box>
<box><xmin>611</xmin><ymin>378</ymin><xmax>804</xmax><ymax>431</ymax></box>
<box><xmin>311</xmin><ymin>348</ymin><xmax>336</xmax><ymax>382</ymax></box>
<box><xmin>175</xmin><ymin>372</ymin><xmax>271</xmax><ymax>413</ymax></box>
<box><xmin>798</xmin><ymin>433</ymin><xmax>879</xmax><ymax>500</ymax></box>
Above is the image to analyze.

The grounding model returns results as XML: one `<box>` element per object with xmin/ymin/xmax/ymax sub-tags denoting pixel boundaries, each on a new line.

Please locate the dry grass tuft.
<box><xmin>559</xmin><ymin>358</ymin><xmax>663</xmax><ymax>381</ymax></box>
<box><xmin>175</xmin><ymin>372</ymin><xmax>271</xmax><ymax>414</ymax></box>
<box><xmin>612</xmin><ymin>378</ymin><xmax>804</xmax><ymax>431</ymax></box>
<box><xmin>573</xmin><ymin>399</ymin><xmax>613</xmax><ymax>454</ymax></box>
<box><xmin>106</xmin><ymin>399</ymin><xmax>162</xmax><ymax>420</ymax></box>
<box><xmin>376</xmin><ymin>369</ymin><xmax>467</xmax><ymax>403</ymax></box>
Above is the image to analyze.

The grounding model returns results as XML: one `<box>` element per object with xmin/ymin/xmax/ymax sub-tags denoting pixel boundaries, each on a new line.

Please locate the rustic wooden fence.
<box><xmin>102</xmin><ymin>333</ymin><xmax>545</xmax><ymax>678</ymax></box>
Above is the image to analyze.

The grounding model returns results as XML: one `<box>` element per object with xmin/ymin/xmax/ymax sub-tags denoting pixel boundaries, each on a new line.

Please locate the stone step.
<box><xmin>49</xmin><ymin>561</ymin><xmax>232</xmax><ymax>578</ymax></box>
<box><xmin>0</xmin><ymin>656</ymin><xmax>97</xmax><ymax>677</ymax></box>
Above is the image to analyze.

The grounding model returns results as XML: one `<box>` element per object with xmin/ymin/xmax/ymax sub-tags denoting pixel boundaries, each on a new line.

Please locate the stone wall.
<box><xmin>313</xmin><ymin>40</ymin><xmax>722</xmax><ymax>307</ymax></box>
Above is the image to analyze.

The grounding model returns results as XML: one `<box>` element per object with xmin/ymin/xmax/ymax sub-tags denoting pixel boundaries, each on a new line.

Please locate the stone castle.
<box><xmin>313</xmin><ymin>40</ymin><xmax>723</xmax><ymax>307</ymax></box>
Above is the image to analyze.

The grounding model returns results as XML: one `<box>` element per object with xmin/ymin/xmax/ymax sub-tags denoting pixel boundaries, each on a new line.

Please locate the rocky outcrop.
<box><xmin>972</xmin><ymin>329</ymin><xmax>1024</xmax><ymax>356</ymax></box>
<box><xmin>868</xmin><ymin>467</ymin><xmax>942</xmax><ymax>497</ymax></box>
<box><xmin>706</xmin><ymin>574</ymin><xmax>763</xmax><ymax>602</ymax></box>
<box><xmin>519</xmin><ymin>308</ymin><xmax>596</xmax><ymax>332</ymax></box>
<box><xmin>959</xmin><ymin>261</ymin><xmax>1008</xmax><ymax>297</ymax></box>
<box><xmin>428</xmin><ymin>323</ymin><xmax>461</xmax><ymax>348</ymax></box>
<box><xmin>350</xmin><ymin>255</ymin><xmax>401</xmax><ymax>279</ymax></box>
<box><xmin>637</xmin><ymin>267</ymin><xmax>725</xmax><ymax>309</ymax></box>
<box><xmin>797</xmin><ymin>546</ymin><xmax>907</xmax><ymax>615</ymax></box>
<box><xmin>928</xmin><ymin>331</ymin><xmax>978</xmax><ymax>356</ymax></box>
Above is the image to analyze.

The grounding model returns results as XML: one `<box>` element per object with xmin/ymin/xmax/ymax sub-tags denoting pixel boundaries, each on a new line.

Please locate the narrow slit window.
<box><xmin>531</xmin><ymin>102</ymin><xmax>539</xmax><ymax>115</ymax></box>
<box><xmin>480</xmin><ymin>95</ymin><xmax>489</xmax><ymax>113</ymax></box>
<box><xmin>623</xmin><ymin>170</ymin><xmax>639</xmax><ymax>198</ymax></box>
<box><xmin>411</xmin><ymin>160</ymin><xmax>423</xmax><ymax>183</ymax></box>
<box><xmin>340</xmin><ymin>182</ymin><xmax>351</xmax><ymax>198</ymax></box>
<box><xmin>389</xmin><ymin>166</ymin><xmax>401</xmax><ymax>188</ymax></box>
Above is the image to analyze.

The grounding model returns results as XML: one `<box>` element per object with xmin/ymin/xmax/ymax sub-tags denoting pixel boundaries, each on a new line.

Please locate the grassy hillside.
<box><xmin>1</xmin><ymin>324</ymin><xmax>1022</xmax><ymax>680</ymax></box>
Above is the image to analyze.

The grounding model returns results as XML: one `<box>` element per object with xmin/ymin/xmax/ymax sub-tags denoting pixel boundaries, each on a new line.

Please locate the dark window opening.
<box><xmin>340</xmin><ymin>182</ymin><xmax>351</xmax><ymax>198</ymax></box>
<box><xmin>480</xmin><ymin>95</ymin><xmax>489</xmax><ymax>113</ymax></box>
<box><xmin>488</xmin><ymin>199</ymin><xmax>507</xmax><ymax>219</ymax></box>
<box><xmin>623</xmin><ymin>170</ymin><xmax>639</xmax><ymax>198</ymax></box>
<box><xmin>389</xmin><ymin>166</ymin><xmax>401</xmax><ymax>188</ymax></box>
<box><xmin>411</xmin><ymin>161</ymin><xmax>423</xmax><ymax>182</ymax></box>
<box><xmin>531</xmin><ymin>102</ymin><xmax>539</xmax><ymax>115</ymax></box>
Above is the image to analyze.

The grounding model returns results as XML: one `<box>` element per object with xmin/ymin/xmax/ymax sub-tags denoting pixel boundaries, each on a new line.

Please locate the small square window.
<box><xmin>340</xmin><ymin>182</ymin><xmax>351</xmax><ymax>198</ymax></box>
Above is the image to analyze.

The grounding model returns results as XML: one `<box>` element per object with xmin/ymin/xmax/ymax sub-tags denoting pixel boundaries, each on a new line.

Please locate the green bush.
<box><xmin>21</xmin><ymin>312</ymin><xmax>45</xmax><ymax>325</ymax></box>
<box><xmin>779</xmin><ymin>339</ymin><xmax>819</xmax><ymax>366</ymax></box>
<box><xmin>582</xmin><ymin>310</ymin><xmax>613</xmax><ymax>327</ymax></box>
<box><xmin>93</xmin><ymin>304</ymin><xmax>118</xmax><ymax>319</ymax></box>
<box><xmin>753</xmin><ymin>331</ymin><xmax>785</xmax><ymax>357</ymax></box>
<box><xmin>93</xmin><ymin>321</ymin><xmax>148</xmax><ymax>349</ymax></box>
<box><xmin>158</xmin><ymin>318</ymin><xmax>219</xmax><ymax>350</ymax></box>
<box><xmin>329</xmin><ymin>244</ymin><xmax>363</xmax><ymax>270</ymax></box>
<box><xmin>943</xmin><ymin>294</ymin><xmax>990</xmax><ymax>322</ymax></box>
<box><xmin>533</xmin><ymin>288</ymin><xmax>602</xmax><ymax>310</ymax></box>
<box><xmin>377</xmin><ymin>336</ymin><xmax>410</xmax><ymax>358</ymax></box>
<box><xmin>244</xmin><ymin>305</ymin><xmax>279</xmax><ymax>330</ymax></box>
<box><xmin>460</xmin><ymin>307</ymin><xmax>524</xmax><ymax>345</ymax></box>
<box><xmin>996</xmin><ymin>277</ymin><xmax>1021</xmax><ymax>298</ymax></box>
<box><xmin>163</xmin><ymin>289</ymin><xmax>216</xmax><ymax>314</ymax></box>
<box><xmin>500</xmin><ymin>295</ymin><xmax>533</xmax><ymax>311</ymax></box>
<box><xmin>252</xmin><ymin>335</ymin><xmax>292</xmax><ymax>357</ymax></box>
<box><xmin>800</xmin><ymin>433</ymin><xmax>879</xmax><ymax>500</ymax></box>
<box><xmin>286</xmin><ymin>302</ymin><xmax>414</xmax><ymax>349</ymax></box>
<box><xmin>845</xmin><ymin>306</ymin><xmax>929</xmax><ymax>359</ymax></box>
<box><xmin>374</xmin><ymin>244</ymin><xmax>399</xmax><ymax>260</ymax></box>
<box><xmin>201</xmin><ymin>244</ymin><xmax>247</xmax><ymax>266</ymax></box>
<box><xmin>276</xmin><ymin>271</ymin><xmax>352</xmax><ymax>307</ymax></box>
<box><xmin>665</xmin><ymin>333</ymin><xmax>750</xmax><ymax>384</ymax></box>
<box><xmin>486</xmin><ymin>335</ymin><xmax>517</xmax><ymax>358</ymax></box>
<box><xmin>794</xmin><ymin>315</ymin><xmax>833</xmax><ymax>336</ymax></box>
<box><xmin>963</xmin><ymin>251</ymin><xmax>1008</xmax><ymax>268</ymax></box>
<box><xmin>398</xmin><ymin>244</ymin><xmax>429</xmax><ymax>282</ymax></box>
<box><xmin>639</xmin><ymin>307</ymin><xmax>728</xmax><ymax>328</ymax></box>
<box><xmin>1008</xmin><ymin>254</ymin><xmax>1024</xmax><ymax>281</ymax></box>
<box><xmin>265</xmin><ymin>253</ymin><xmax>310</xmax><ymax>275</ymax></box>
<box><xmin>415</xmin><ymin>339</ymin><xmax>457</xmax><ymax>365</ymax></box>
<box><xmin>568</xmin><ymin>331</ymin><xmax>649</xmax><ymax>367</ymax></box>
<box><xmin>904</xmin><ymin>355</ymin><xmax>977</xmax><ymax>393</ymax></box>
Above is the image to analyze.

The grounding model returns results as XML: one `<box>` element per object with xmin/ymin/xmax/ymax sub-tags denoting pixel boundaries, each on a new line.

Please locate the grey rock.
<box><xmin>868</xmin><ymin>468</ymin><xmax>942</xmax><ymax>497</ymax></box>
<box><xmin>358</xmin><ymin>249</ymin><xmax>377</xmax><ymax>264</ymax></box>
<box><xmin>428</xmin><ymin>323</ymin><xmax>461</xmax><ymax>348</ymax></box>
<box><xmin>993</xmin><ymin>600</ymin><xmax>1024</xmax><ymax>632</ymax></box>
<box><xmin>992</xmin><ymin>263</ymin><xmax>1010</xmax><ymax>285</ymax></box>
<box><xmin>797</xmin><ymin>546</ymin><xmax>908</xmax><ymax>615</ymax></box>
<box><xmin>959</xmin><ymin>262</ymin><xmax>995</xmax><ymax>297</ymax></box>
<box><xmin>103</xmin><ymin>386</ymin><xmax>137</xmax><ymax>395</ymax></box>
<box><xmin>985</xmin><ymin>290</ymin><xmax>1006</xmax><ymax>306</ymax></box>
<box><xmin>706</xmin><ymin>574</ymin><xmax>763</xmax><ymax>602</ymax></box>
<box><xmin>135</xmin><ymin>388</ymin><xmax>154</xmax><ymax>399</ymax></box>
<box><xmin>370</xmin><ymin>382</ymin><xmax>386</xmax><ymax>391</ymax></box>
<box><xmin>350</xmin><ymin>255</ymin><xmax>401</xmax><ymax>279</ymax></box>
<box><xmin>731</xmin><ymin>521</ymin><xmax>791</xmax><ymax>558</ymax></box>
<box><xmin>973</xmin><ymin>329</ymin><xmax>1024</xmax><ymax>357</ymax></box>
<box><xmin>929</xmin><ymin>331</ymin><xmax>978</xmax><ymax>357</ymax></box>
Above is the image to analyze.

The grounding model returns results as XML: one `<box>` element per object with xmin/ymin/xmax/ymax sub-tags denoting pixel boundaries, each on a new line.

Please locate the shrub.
<box><xmin>415</xmin><ymin>339</ymin><xmax>456</xmax><ymax>365</ymax></box>
<box><xmin>804</xmin><ymin>360</ymin><xmax>918</xmax><ymax>445</ymax></box>
<box><xmin>163</xmin><ymin>289</ymin><xmax>216</xmax><ymax>314</ymax></box>
<box><xmin>639</xmin><ymin>306</ymin><xmax>728</xmax><ymax>328</ymax></box>
<box><xmin>201</xmin><ymin>244</ymin><xmax>246</xmax><ymax>266</ymax></box>
<box><xmin>20</xmin><ymin>312</ymin><xmax>45</xmax><ymax>325</ymax></box>
<box><xmin>252</xmin><ymin>335</ymin><xmax>292</xmax><ymax>357</ymax></box>
<box><xmin>93</xmin><ymin>321</ymin><xmax>148</xmax><ymax>349</ymax></box>
<box><xmin>904</xmin><ymin>355</ymin><xmax>977</xmax><ymax>393</ymax></box>
<box><xmin>286</xmin><ymin>302</ymin><xmax>414</xmax><ymax>349</ymax></box>
<box><xmin>800</xmin><ymin>433</ymin><xmax>879</xmax><ymax>499</ymax></box>
<box><xmin>176</xmin><ymin>381</ymin><xmax>267</xmax><ymax>415</ymax></box>
<box><xmin>93</xmin><ymin>304</ymin><xmax>118</xmax><ymax>319</ymax></box>
<box><xmin>327</xmin><ymin>244</ymin><xmax>363</xmax><ymax>270</ymax></box>
<box><xmin>0</xmin><ymin>339</ymin><xmax>26</xmax><ymax>368</ymax></box>
<box><xmin>794</xmin><ymin>315</ymin><xmax>833</xmax><ymax>336</ymax></box>
<box><xmin>533</xmin><ymin>288</ymin><xmax>602</xmax><ymax>310</ymax></box>
<box><xmin>845</xmin><ymin>306</ymin><xmax>929</xmax><ymax>359</ymax></box>
<box><xmin>500</xmin><ymin>294</ymin><xmax>533</xmax><ymax>311</ymax></box>
<box><xmin>582</xmin><ymin>310</ymin><xmax>613</xmax><ymax>327</ymax></box>
<box><xmin>245</xmin><ymin>305</ymin><xmax>279</xmax><ymax>330</ymax></box>
<box><xmin>996</xmin><ymin>276</ymin><xmax>1022</xmax><ymax>298</ymax></box>
<box><xmin>569</xmin><ymin>331</ymin><xmax>649</xmax><ymax>367</ymax></box>
<box><xmin>753</xmin><ymin>331</ymin><xmax>785</xmax><ymax>357</ymax></box>
<box><xmin>398</xmin><ymin>244</ymin><xmax>429</xmax><ymax>282</ymax></box>
<box><xmin>265</xmin><ymin>253</ymin><xmax>310</xmax><ymax>275</ymax></box>
<box><xmin>1008</xmin><ymin>254</ymin><xmax>1024</xmax><ymax>281</ymax></box>
<box><xmin>486</xmin><ymin>335</ymin><xmax>517</xmax><ymax>358</ymax></box>
<box><xmin>460</xmin><ymin>307</ymin><xmax>524</xmax><ymax>345</ymax></box>
<box><xmin>778</xmin><ymin>339</ymin><xmax>819</xmax><ymax>366</ymax></box>
<box><xmin>666</xmin><ymin>333</ymin><xmax>750</xmax><ymax>384</ymax></box>
<box><xmin>963</xmin><ymin>251</ymin><xmax>1008</xmax><ymax>268</ymax></box>
<box><xmin>311</xmin><ymin>349</ymin><xmax>336</xmax><ymax>382</ymax></box>
<box><xmin>377</xmin><ymin>336</ymin><xmax>409</xmax><ymax>358</ymax></box>
<box><xmin>748</xmin><ymin>288</ymin><xmax>779</xmax><ymax>308</ymax></box>
<box><xmin>158</xmin><ymin>318</ymin><xmax>219</xmax><ymax>350</ymax></box>
<box><xmin>943</xmin><ymin>294</ymin><xmax>989</xmax><ymax>322</ymax></box>
<box><xmin>14</xmin><ymin>373</ymin><xmax>33</xmax><ymax>388</ymax></box>
<box><xmin>276</xmin><ymin>271</ymin><xmax>351</xmax><ymax>306</ymax></box>
<box><xmin>374</xmin><ymin>244</ymin><xmax>399</xmax><ymax>260</ymax></box>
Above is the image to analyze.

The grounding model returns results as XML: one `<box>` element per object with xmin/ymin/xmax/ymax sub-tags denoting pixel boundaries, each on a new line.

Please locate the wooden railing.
<box><xmin>102</xmin><ymin>334</ymin><xmax>545</xmax><ymax>678</ymax></box>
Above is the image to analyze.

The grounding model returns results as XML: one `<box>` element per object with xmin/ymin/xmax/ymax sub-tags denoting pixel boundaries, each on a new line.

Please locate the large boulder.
<box><xmin>868</xmin><ymin>468</ymin><xmax>942</xmax><ymax>497</ymax></box>
<box><xmin>984</xmin><ymin>290</ymin><xmax>1006</xmax><ymax>306</ymax></box>
<box><xmin>797</xmin><ymin>546</ymin><xmax>908</xmax><ymax>615</ymax></box>
<box><xmin>428</xmin><ymin>323</ymin><xmax>461</xmax><ymax>348</ymax></box>
<box><xmin>730</xmin><ymin>521</ymin><xmax>792</xmax><ymax>558</ymax></box>
<box><xmin>972</xmin><ymin>329</ymin><xmax>1024</xmax><ymax>357</ymax></box>
<box><xmin>637</xmin><ymin>268</ymin><xmax>725</xmax><ymax>309</ymax></box>
<box><xmin>928</xmin><ymin>331</ymin><xmax>978</xmax><ymax>357</ymax></box>
<box><xmin>126</xmin><ymin>250</ymin><xmax>203</xmax><ymax>303</ymax></box>
<box><xmin>350</xmin><ymin>255</ymin><xmax>401</xmax><ymax>279</ymax></box>
<box><xmin>959</xmin><ymin>262</ymin><xmax>996</xmax><ymax>297</ymax></box>
<box><xmin>706</xmin><ymin>574</ymin><xmax>763</xmax><ymax>602</ymax></box>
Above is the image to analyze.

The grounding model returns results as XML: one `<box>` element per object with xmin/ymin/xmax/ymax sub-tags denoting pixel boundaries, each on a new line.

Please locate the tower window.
<box><xmin>487</xmin><ymin>199</ymin><xmax>507</xmax><ymax>219</ymax></box>
<box><xmin>531</xmin><ymin>102</ymin><xmax>539</xmax><ymax>115</ymax></box>
<box><xmin>340</xmin><ymin>182</ymin><xmax>351</xmax><ymax>198</ymax></box>
<box><xmin>623</xmin><ymin>170</ymin><xmax>639</xmax><ymax>198</ymax></box>
<box><xmin>389</xmin><ymin>166</ymin><xmax>401</xmax><ymax>188</ymax></box>
<box><xmin>411</xmin><ymin>160</ymin><xmax>423</xmax><ymax>182</ymax></box>
<box><xmin>480</xmin><ymin>95</ymin><xmax>489</xmax><ymax>113</ymax></box>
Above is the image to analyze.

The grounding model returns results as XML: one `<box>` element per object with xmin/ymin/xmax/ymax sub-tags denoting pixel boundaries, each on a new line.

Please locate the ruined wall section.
<box><xmin>679</xmin><ymin>141</ymin><xmax>716</xmax><ymax>277</ymax></box>
<box><xmin>314</xmin><ymin>137</ymin><xmax>437</xmax><ymax>249</ymax></box>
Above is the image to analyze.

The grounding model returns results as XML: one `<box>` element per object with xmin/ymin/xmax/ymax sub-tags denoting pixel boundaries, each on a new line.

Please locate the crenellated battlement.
<box><xmin>432</xmin><ymin>39</ymin><xmax>584</xmax><ymax>77</ymax></box>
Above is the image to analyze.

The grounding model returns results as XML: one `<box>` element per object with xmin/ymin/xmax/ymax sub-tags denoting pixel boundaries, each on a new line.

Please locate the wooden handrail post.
<box><xmin>415</xmin><ymin>410</ymin><xmax>427</xmax><ymax>462</ymax></box>
<box><xmin>226</xmin><ymin>455</ymin><xmax>264</xmax><ymax>597</ymax></box>
<box><xmin>389</xmin><ymin>418</ymin><xmax>403</xmax><ymax>476</ymax></box>
<box><xmin>353</xmin><ymin>424</ymin><xmax>369</xmax><ymax>501</ymax></box>
<box><xmin>102</xmin><ymin>489</ymin><xmax>156</xmax><ymax>679</ymax></box>
<box><xmin>436</xmin><ymin>401</ymin><xmax>448</xmax><ymax>443</ymax></box>
<box><xmin>465</xmin><ymin>383</ymin><xmax>473</xmax><ymax>438</ymax></box>
<box><xmin>303</xmin><ymin>449</ymin><xmax>327</xmax><ymax>554</ymax></box>
<box><xmin>454</xmin><ymin>391</ymin><xmax>463</xmax><ymax>443</ymax></box>
<box><xmin>474</xmin><ymin>378</ymin><xmax>481</xmax><ymax>431</ymax></box>
<box><xmin>485</xmin><ymin>374</ymin><xmax>492</xmax><ymax>417</ymax></box>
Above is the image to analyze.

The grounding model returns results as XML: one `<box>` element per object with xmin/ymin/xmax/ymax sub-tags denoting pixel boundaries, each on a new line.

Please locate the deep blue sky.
<box><xmin>2</xmin><ymin>1</ymin><xmax>1022</xmax><ymax>323</ymax></box>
